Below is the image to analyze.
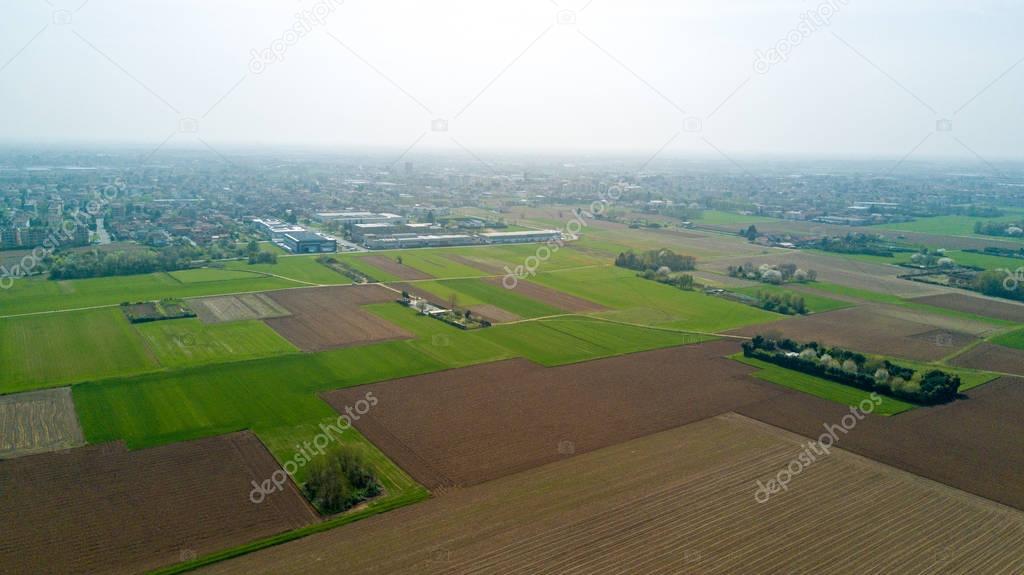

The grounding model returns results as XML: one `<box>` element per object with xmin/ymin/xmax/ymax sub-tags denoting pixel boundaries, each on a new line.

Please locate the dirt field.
<box><xmin>737</xmin><ymin>375</ymin><xmax>1024</xmax><ymax>511</ymax></box>
<box><xmin>728</xmin><ymin>304</ymin><xmax>979</xmax><ymax>361</ymax></box>
<box><xmin>444</xmin><ymin>253</ymin><xmax>505</xmax><ymax>275</ymax></box>
<box><xmin>191</xmin><ymin>292</ymin><xmax>291</xmax><ymax>323</ymax></box>
<box><xmin>910</xmin><ymin>293</ymin><xmax>1024</xmax><ymax>322</ymax></box>
<box><xmin>201</xmin><ymin>414</ymin><xmax>1024</xmax><ymax>575</ymax></box>
<box><xmin>265</xmin><ymin>285</ymin><xmax>411</xmax><ymax>351</ymax></box>
<box><xmin>0</xmin><ymin>431</ymin><xmax>316</xmax><ymax>574</ymax></box>
<box><xmin>362</xmin><ymin>255</ymin><xmax>432</xmax><ymax>280</ymax></box>
<box><xmin>481</xmin><ymin>277</ymin><xmax>607</xmax><ymax>312</ymax></box>
<box><xmin>951</xmin><ymin>343</ymin><xmax>1024</xmax><ymax>376</ymax></box>
<box><xmin>0</xmin><ymin>387</ymin><xmax>83</xmax><ymax>459</ymax></box>
<box><xmin>467</xmin><ymin>303</ymin><xmax>521</xmax><ymax>323</ymax></box>
<box><xmin>325</xmin><ymin>340</ymin><xmax>785</xmax><ymax>488</ymax></box>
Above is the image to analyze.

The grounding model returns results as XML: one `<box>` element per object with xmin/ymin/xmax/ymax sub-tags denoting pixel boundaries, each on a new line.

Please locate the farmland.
<box><xmin>325</xmin><ymin>340</ymin><xmax>782</xmax><ymax>488</ymax></box>
<box><xmin>0</xmin><ymin>307</ymin><xmax>158</xmax><ymax>393</ymax></box>
<box><xmin>0</xmin><ymin>432</ymin><xmax>316</xmax><ymax>574</ymax></box>
<box><xmin>0</xmin><ymin>387</ymin><xmax>83</xmax><ymax>458</ymax></box>
<box><xmin>200</xmin><ymin>414</ymin><xmax>1024</xmax><ymax>575</ymax></box>
<box><xmin>136</xmin><ymin>318</ymin><xmax>299</xmax><ymax>368</ymax></box>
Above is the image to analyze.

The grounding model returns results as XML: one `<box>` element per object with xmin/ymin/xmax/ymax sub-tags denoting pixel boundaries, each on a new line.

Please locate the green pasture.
<box><xmin>0</xmin><ymin>307</ymin><xmax>158</xmax><ymax>394</ymax></box>
<box><xmin>734</xmin><ymin>285</ymin><xmax>853</xmax><ymax>314</ymax></box>
<box><xmin>223</xmin><ymin>256</ymin><xmax>351</xmax><ymax>285</ymax></box>
<box><xmin>135</xmin><ymin>318</ymin><xmax>298</xmax><ymax>369</ymax></box>
<box><xmin>990</xmin><ymin>327</ymin><xmax>1024</xmax><ymax>350</ymax></box>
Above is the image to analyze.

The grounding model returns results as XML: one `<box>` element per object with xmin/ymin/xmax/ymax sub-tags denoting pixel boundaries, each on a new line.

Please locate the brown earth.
<box><xmin>950</xmin><ymin>343</ymin><xmax>1024</xmax><ymax>376</ymax></box>
<box><xmin>910</xmin><ymin>293</ymin><xmax>1024</xmax><ymax>322</ymax></box>
<box><xmin>443</xmin><ymin>253</ymin><xmax>506</xmax><ymax>275</ymax></box>
<box><xmin>0</xmin><ymin>387</ymin><xmax>83</xmax><ymax>459</ymax></box>
<box><xmin>200</xmin><ymin>414</ymin><xmax>1024</xmax><ymax>575</ymax></box>
<box><xmin>467</xmin><ymin>304</ymin><xmax>520</xmax><ymax>323</ymax></box>
<box><xmin>191</xmin><ymin>292</ymin><xmax>291</xmax><ymax>323</ymax></box>
<box><xmin>324</xmin><ymin>340</ymin><xmax>785</xmax><ymax>489</ymax></box>
<box><xmin>728</xmin><ymin>305</ymin><xmax>979</xmax><ymax>361</ymax></box>
<box><xmin>737</xmin><ymin>375</ymin><xmax>1024</xmax><ymax>511</ymax></box>
<box><xmin>481</xmin><ymin>277</ymin><xmax>607</xmax><ymax>312</ymax></box>
<box><xmin>392</xmin><ymin>282</ymin><xmax>443</xmax><ymax>306</ymax></box>
<box><xmin>265</xmin><ymin>285</ymin><xmax>411</xmax><ymax>352</ymax></box>
<box><xmin>0</xmin><ymin>431</ymin><xmax>316</xmax><ymax>574</ymax></box>
<box><xmin>362</xmin><ymin>255</ymin><xmax>432</xmax><ymax>280</ymax></box>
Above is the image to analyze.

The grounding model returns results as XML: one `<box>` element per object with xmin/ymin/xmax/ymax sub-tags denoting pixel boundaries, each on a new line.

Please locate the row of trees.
<box><xmin>48</xmin><ymin>245</ymin><xmax>202</xmax><ymax>279</ymax></box>
<box><xmin>727</xmin><ymin>262</ymin><xmax>817</xmax><ymax>284</ymax></box>
<box><xmin>614</xmin><ymin>249</ymin><xmax>696</xmax><ymax>272</ymax></box>
<box><xmin>808</xmin><ymin>233</ymin><xmax>894</xmax><ymax>257</ymax></box>
<box><xmin>755</xmin><ymin>290</ymin><xmax>807</xmax><ymax>315</ymax></box>
<box><xmin>973</xmin><ymin>269</ymin><xmax>1024</xmax><ymax>302</ymax></box>
<box><xmin>974</xmin><ymin>220</ymin><xmax>1024</xmax><ymax>237</ymax></box>
<box><xmin>637</xmin><ymin>268</ymin><xmax>695</xmax><ymax>290</ymax></box>
<box><xmin>742</xmin><ymin>335</ymin><xmax>961</xmax><ymax>405</ymax></box>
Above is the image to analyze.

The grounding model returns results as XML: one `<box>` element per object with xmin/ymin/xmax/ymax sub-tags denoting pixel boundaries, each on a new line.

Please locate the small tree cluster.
<box><xmin>614</xmin><ymin>249</ymin><xmax>696</xmax><ymax>272</ymax></box>
<box><xmin>727</xmin><ymin>262</ymin><xmax>815</xmax><ymax>284</ymax></box>
<box><xmin>303</xmin><ymin>446</ymin><xmax>381</xmax><ymax>515</ymax></box>
<box><xmin>756</xmin><ymin>290</ymin><xmax>806</xmax><ymax>314</ymax></box>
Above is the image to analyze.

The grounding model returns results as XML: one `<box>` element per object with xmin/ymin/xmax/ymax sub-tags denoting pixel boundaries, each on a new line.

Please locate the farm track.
<box><xmin>199</xmin><ymin>414</ymin><xmax>1024</xmax><ymax>575</ymax></box>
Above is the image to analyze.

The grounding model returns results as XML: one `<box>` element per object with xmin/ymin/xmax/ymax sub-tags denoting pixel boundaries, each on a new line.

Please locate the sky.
<box><xmin>1</xmin><ymin>0</ymin><xmax>1022</xmax><ymax>163</ymax></box>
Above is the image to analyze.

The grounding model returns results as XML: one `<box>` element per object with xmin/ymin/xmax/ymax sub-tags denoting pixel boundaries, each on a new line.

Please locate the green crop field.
<box><xmin>427</xmin><ymin>278</ymin><xmax>563</xmax><ymax>317</ymax></box>
<box><xmin>697</xmin><ymin>210</ymin><xmax>780</xmax><ymax>225</ymax></box>
<box><xmin>167</xmin><ymin>268</ymin><xmax>261</xmax><ymax>283</ymax></box>
<box><xmin>877</xmin><ymin>214</ymin><xmax>1024</xmax><ymax>238</ymax></box>
<box><xmin>224</xmin><ymin>256</ymin><xmax>351</xmax><ymax>285</ymax></box>
<box><xmin>731</xmin><ymin>354</ymin><xmax>917</xmax><ymax>415</ymax></box>
<box><xmin>532</xmin><ymin>266</ymin><xmax>779</xmax><ymax>332</ymax></box>
<box><xmin>945</xmin><ymin>250</ymin><xmax>1024</xmax><ymax>271</ymax></box>
<box><xmin>0</xmin><ymin>307</ymin><xmax>159</xmax><ymax>394</ymax></box>
<box><xmin>735</xmin><ymin>285</ymin><xmax>853</xmax><ymax>314</ymax></box>
<box><xmin>0</xmin><ymin>272</ymin><xmax>294</xmax><ymax>316</ymax></box>
<box><xmin>803</xmin><ymin>282</ymin><xmax>906</xmax><ymax>305</ymax></box>
<box><xmin>135</xmin><ymin>318</ymin><xmax>299</xmax><ymax>369</ymax></box>
<box><xmin>991</xmin><ymin>327</ymin><xmax>1024</xmax><ymax>350</ymax></box>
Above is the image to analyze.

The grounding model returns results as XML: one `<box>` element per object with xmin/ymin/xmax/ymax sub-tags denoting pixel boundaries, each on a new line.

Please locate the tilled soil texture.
<box><xmin>0</xmin><ymin>387</ymin><xmax>83</xmax><ymax>459</ymax></box>
<box><xmin>191</xmin><ymin>292</ymin><xmax>291</xmax><ymax>323</ymax></box>
<box><xmin>325</xmin><ymin>340</ymin><xmax>785</xmax><ymax>488</ymax></box>
<box><xmin>909</xmin><ymin>293</ymin><xmax>1024</xmax><ymax>323</ymax></box>
<box><xmin>362</xmin><ymin>256</ymin><xmax>433</xmax><ymax>280</ymax></box>
<box><xmin>443</xmin><ymin>254</ymin><xmax>507</xmax><ymax>275</ymax></box>
<box><xmin>481</xmin><ymin>277</ymin><xmax>607</xmax><ymax>312</ymax></box>
<box><xmin>951</xmin><ymin>343</ymin><xmax>1024</xmax><ymax>376</ymax></box>
<box><xmin>728</xmin><ymin>305</ymin><xmax>978</xmax><ymax>362</ymax></box>
<box><xmin>737</xmin><ymin>375</ymin><xmax>1024</xmax><ymax>511</ymax></box>
<box><xmin>265</xmin><ymin>285</ymin><xmax>412</xmax><ymax>352</ymax></box>
<box><xmin>200</xmin><ymin>414</ymin><xmax>1024</xmax><ymax>575</ymax></box>
<box><xmin>467</xmin><ymin>304</ymin><xmax>521</xmax><ymax>323</ymax></box>
<box><xmin>0</xmin><ymin>431</ymin><xmax>316</xmax><ymax>574</ymax></box>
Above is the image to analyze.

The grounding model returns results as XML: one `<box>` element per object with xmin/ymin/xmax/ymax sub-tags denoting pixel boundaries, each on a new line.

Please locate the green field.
<box><xmin>135</xmin><ymin>318</ymin><xmax>298</xmax><ymax>369</ymax></box>
<box><xmin>991</xmin><ymin>327</ymin><xmax>1024</xmax><ymax>350</ymax></box>
<box><xmin>0</xmin><ymin>307</ymin><xmax>158</xmax><ymax>394</ymax></box>
<box><xmin>735</xmin><ymin>285</ymin><xmax>853</xmax><ymax>314</ymax></box>
<box><xmin>224</xmin><ymin>256</ymin><xmax>351</xmax><ymax>285</ymax></box>
<box><xmin>803</xmin><ymin>282</ymin><xmax>906</xmax><ymax>304</ymax></box>
<box><xmin>167</xmin><ymin>268</ymin><xmax>261</xmax><ymax>283</ymax></box>
<box><xmin>417</xmin><ymin>278</ymin><xmax>563</xmax><ymax>318</ymax></box>
<box><xmin>697</xmin><ymin>210</ymin><xmax>780</xmax><ymax>225</ymax></box>
<box><xmin>731</xmin><ymin>354</ymin><xmax>917</xmax><ymax>415</ymax></box>
<box><xmin>532</xmin><ymin>266</ymin><xmax>779</xmax><ymax>332</ymax></box>
<box><xmin>0</xmin><ymin>272</ymin><xmax>294</xmax><ymax>316</ymax></box>
<box><xmin>877</xmin><ymin>214</ymin><xmax>1024</xmax><ymax>238</ymax></box>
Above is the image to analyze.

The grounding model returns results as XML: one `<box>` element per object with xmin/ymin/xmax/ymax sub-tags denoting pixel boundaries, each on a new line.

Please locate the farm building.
<box><xmin>281</xmin><ymin>231</ymin><xmax>337</xmax><ymax>253</ymax></box>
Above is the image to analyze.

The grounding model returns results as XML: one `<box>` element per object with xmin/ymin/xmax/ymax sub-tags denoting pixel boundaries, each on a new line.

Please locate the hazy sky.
<box><xmin>1</xmin><ymin>0</ymin><xmax>1022</xmax><ymax>161</ymax></box>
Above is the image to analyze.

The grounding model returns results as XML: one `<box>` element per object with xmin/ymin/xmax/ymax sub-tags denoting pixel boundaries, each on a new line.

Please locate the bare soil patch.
<box><xmin>910</xmin><ymin>293</ymin><xmax>1024</xmax><ymax>322</ymax></box>
<box><xmin>191</xmin><ymin>292</ymin><xmax>291</xmax><ymax>323</ymax></box>
<box><xmin>0</xmin><ymin>387</ymin><xmax>83</xmax><ymax>459</ymax></box>
<box><xmin>325</xmin><ymin>340</ymin><xmax>784</xmax><ymax>489</ymax></box>
<box><xmin>728</xmin><ymin>305</ymin><xmax>978</xmax><ymax>361</ymax></box>
<box><xmin>951</xmin><ymin>343</ymin><xmax>1024</xmax><ymax>376</ymax></box>
<box><xmin>265</xmin><ymin>285</ymin><xmax>411</xmax><ymax>351</ymax></box>
<box><xmin>481</xmin><ymin>277</ymin><xmax>607</xmax><ymax>312</ymax></box>
<box><xmin>444</xmin><ymin>254</ymin><xmax>505</xmax><ymax>275</ymax></box>
<box><xmin>468</xmin><ymin>304</ymin><xmax>520</xmax><ymax>323</ymax></box>
<box><xmin>0</xmin><ymin>431</ymin><xmax>315</xmax><ymax>574</ymax></box>
<box><xmin>362</xmin><ymin>255</ymin><xmax>432</xmax><ymax>280</ymax></box>
<box><xmin>201</xmin><ymin>414</ymin><xmax>1024</xmax><ymax>575</ymax></box>
<box><xmin>737</xmin><ymin>375</ymin><xmax>1024</xmax><ymax>511</ymax></box>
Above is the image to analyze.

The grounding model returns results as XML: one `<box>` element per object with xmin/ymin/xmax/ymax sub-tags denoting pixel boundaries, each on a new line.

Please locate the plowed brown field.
<box><xmin>200</xmin><ymin>414</ymin><xmax>1024</xmax><ymax>575</ymax></box>
<box><xmin>481</xmin><ymin>277</ymin><xmax>606</xmax><ymax>312</ymax></box>
<box><xmin>951</xmin><ymin>343</ymin><xmax>1024</xmax><ymax>376</ymax></box>
<box><xmin>0</xmin><ymin>431</ymin><xmax>316</xmax><ymax>574</ymax></box>
<box><xmin>910</xmin><ymin>293</ymin><xmax>1024</xmax><ymax>322</ymax></box>
<box><xmin>265</xmin><ymin>284</ymin><xmax>411</xmax><ymax>351</ymax></box>
<box><xmin>362</xmin><ymin>255</ymin><xmax>432</xmax><ymax>279</ymax></box>
<box><xmin>325</xmin><ymin>340</ymin><xmax>784</xmax><ymax>488</ymax></box>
